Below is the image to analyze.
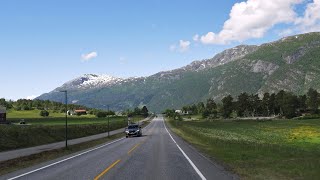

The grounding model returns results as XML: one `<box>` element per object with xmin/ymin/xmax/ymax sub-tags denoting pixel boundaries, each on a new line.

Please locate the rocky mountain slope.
<box><xmin>37</xmin><ymin>32</ymin><xmax>320</xmax><ymax>112</ymax></box>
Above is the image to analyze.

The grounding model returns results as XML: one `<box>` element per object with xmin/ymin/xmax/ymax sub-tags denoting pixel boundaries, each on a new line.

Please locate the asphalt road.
<box><xmin>1</xmin><ymin>116</ymin><xmax>237</xmax><ymax>180</ymax></box>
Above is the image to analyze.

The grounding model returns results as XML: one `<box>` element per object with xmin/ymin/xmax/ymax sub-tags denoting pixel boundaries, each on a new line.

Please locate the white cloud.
<box><xmin>179</xmin><ymin>40</ymin><xmax>191</xmax><ymax>52</ymax></box>
<box><xmin>81</xmin><ymin>51</ymin><xmax>97</xmax><ymax>62</ymax></box>
<box><xmin>277</xmin><ymin>29</ymin><xmax>294</xmax><ymax>37</ymax></box>
<box><xmin>26</xmin><ymin>95</ymin><xmax>38</xmax><ymax>100</ymax></box>
<box><xmin>193</xmin><ymin>34</ymin><xmax>199</xmax><ymax>41</ymax></box>
<box><xmin>200</xmin><ymin>0</ymin><xmax>304</xmax><ymax>45</ymax></box>
<box><xmin>170</xmin><ymin>40</ymin><xmax>191</xmax><ymax>53</ymax></box>
<box><xmin>119</xmin><ymin>57</ymin><xmax>127</xmax><ymax>65</ymax></box>
<box><xmin>295</xmin><ymin>0</ymin><xmax>320</xmax><ymax>32</ymax></box>
<box><xmin>169</xmin><ymin>44</ymin><xmax>177</xmax><ymax>51</ymax></box>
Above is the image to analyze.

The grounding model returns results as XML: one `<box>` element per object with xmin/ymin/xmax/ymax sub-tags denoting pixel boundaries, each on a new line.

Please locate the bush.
<box><xmin>40</xmin><ymin>110</ymin><xmax>49</xmax><ymax>117</ymax></box>
<box><xmin>96</xmin><ymin>111</ymin><xmax>107</xmax><ymax>118</ymax></box>
<box><xmin>202</xmin><ymin>109</ymin><xmax>210</xmax><ymax>118</ymax></box>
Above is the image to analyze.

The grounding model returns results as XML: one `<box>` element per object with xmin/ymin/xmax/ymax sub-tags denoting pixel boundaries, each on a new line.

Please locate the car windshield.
<box><xmin>128</xmin><ymin>125</ymin><xmax>138</xmax><ymax>129</ymax></box>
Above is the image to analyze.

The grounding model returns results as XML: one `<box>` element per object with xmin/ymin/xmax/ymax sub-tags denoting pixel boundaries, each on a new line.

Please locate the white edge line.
<box><xmin>8</xmin><ymin>137</ymin><xmax>125</xmax><ymax>180</ymax></box>
<box><xmin>9</xmin><ymin>117</ymin><xmax>155</xmax><ymax>180</ymax></box>
<box><xmin>163</xmin><ymin>118</ymin><xmax>207</xmax><ymax>180</ymax></box>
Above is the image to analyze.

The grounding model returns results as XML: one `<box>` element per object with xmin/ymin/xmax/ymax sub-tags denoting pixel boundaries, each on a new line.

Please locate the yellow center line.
<box><xmin>127</xmin><ymin>143</ymin><xmax>141</xmax><ymax>155</ymax></box>
<box><xmin>94</xmin><ymin>159</ymin><xmax>121</xmax><ymax>180</ymax></box>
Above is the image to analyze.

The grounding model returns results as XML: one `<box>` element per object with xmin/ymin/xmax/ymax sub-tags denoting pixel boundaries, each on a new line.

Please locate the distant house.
<box><xmin>175</xmin><ymin>110</ymin><xmax>191</xmax><ymax>115</ymax></box>
<box><xmin>74</xmin><ymin>109</ymin><xmax>87</xmax><ymax>115</ymax></box>
<box><xmin>0</xmin><ymin>106</ymin><xmax>6</xmax><ymax>123</ymax></box>
<box><xmin>175</xmin><ymin>110</ymin><xmax>183</xmax><ymax>115</ymax></box>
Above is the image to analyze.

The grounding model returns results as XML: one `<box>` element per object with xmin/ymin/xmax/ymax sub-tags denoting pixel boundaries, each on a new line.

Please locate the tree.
<box><xmin>0</xmin><ymin>98</ymin><xmax>13</xmax><ymax>109</ymax></box>
<box><xmin>222</xmin><ymin>95</ymin><xmax>234</xmax><ymax>118</ymax></box>
<box><xmin>141</xmin><ymin>106</ymin><xmax>149</xmax><ymax>117</ymax></box>
<box><xmin>236</xmin><ymin>92</ymin><xmax>249</xmax><ymax>117</ymax></box>
<box><xmin>134</xmin><ymin>107</ymin><xmax>141</xmax><ymax>115</ymax></box>
<box><xmin>282</xmin><ymin>93</ymin><xmax>299</xmax><ymax>118</ymax></box>
<box><xmin>39</xmin><ymin>110</ymin><xmax>49</xmax><ymax>117</ymax></box>
<box><xmin>297</xmin><ymin>95</ymin><xmax>307</xmax><ymax>113</ymax></box>
<box><xmin>269</xmin><ymin>93</ymin><xmax>276</xmax><ymax>116</ymax></box>
<box><xmin>249</xmin><ymin>94</ymin><xmax>261</xmax><ymax>117</ymax></box>
<box><xmin>96</xmin><ymin>111</ymin><xmax>107</xmax><ymax>118</ymax></box>
<box><xmin>307</xmin><ymin>88</ymin><xmax>319</xmax><ymax>114</ymax></box>
<box><xmin>164</xmin><ymin>109</ymin><xmax>175</xmax><ymax>118</ymax></box>
<box><xmin>202</xmin><ymin>109</ymin><xmax>210</xmax><ymax>118</ymax></box>
<box><xmin>262</xmin><ymin>93</ymin><xmax>270</xmax><ymax>116</ymax></box>
<box><xmin>275</xmin><ymin>90</ymin><xmax>286</xmax><ymax>115</ymax></box>
<box><xmin>197</xmin><ymin>102</ymin><xmax>205</xmax><ymax>114</ymax></box>
<box><xmin>206</xmin><ymin>98</ymin><xmax>217</xmax><ymax>113</ymax></box>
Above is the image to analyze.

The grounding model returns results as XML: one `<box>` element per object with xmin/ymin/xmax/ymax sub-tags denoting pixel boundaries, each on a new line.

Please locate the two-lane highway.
<box><xmin>2</xmin><ymin>116</ymin><xmax>236</xmax><ymax>180</ymax></box>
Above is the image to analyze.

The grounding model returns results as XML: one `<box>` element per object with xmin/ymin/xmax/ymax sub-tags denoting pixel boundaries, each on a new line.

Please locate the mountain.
<box><xmin>37</xmin><ymin>32</ymin><xmax>320</xmax><ymax>112</ymax></box>
<box><xmin>57</xmin><ymin>74</ymin><xmax>124</xmax><ymax>90</ymax></box>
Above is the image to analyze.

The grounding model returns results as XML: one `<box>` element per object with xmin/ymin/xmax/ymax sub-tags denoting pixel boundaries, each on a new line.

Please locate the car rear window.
<box><xmin>128</xmin><ymin>125</ymin><xmax>138</xmax><ymax>129</ymax></box>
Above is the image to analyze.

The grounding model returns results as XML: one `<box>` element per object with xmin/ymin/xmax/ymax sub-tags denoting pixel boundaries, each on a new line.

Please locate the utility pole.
<box><xmin>107</xmin><ymin>105</ymin><xmax>110</xmax><ymax>137</ymax></box>
<box><xmin>60</xmin><ymin>90</ymin><xmax>68</xmax><ymax>149</ymax></box>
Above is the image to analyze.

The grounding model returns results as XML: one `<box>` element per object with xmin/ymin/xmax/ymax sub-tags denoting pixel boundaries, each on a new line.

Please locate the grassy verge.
<box><xmin>0</xmin><ymin>120</ymin><xmax>151</xmax><ymax>176</ymax></box>
<box><xmin>0</xmin><ymin>122</ymin><xmax>126</xmax><ymax>152</ymax></box>
<box><xmin>7</xmin><ymin>109</ymin><xmax>97</xmax><ymax>119</ymax></box>
<box><xmin>0</xmin><ymin>116</ymin><xmax>148</xmax><ymax>152</ymax></box>
<box><xmin>167</xmin><ymin>118</ymin><xmax>320</xmax><ymax>179</ymax></box>
<box><xmin>7</xmin><ymin>116</ymin><xmax>127</xmax><ymax>125</ymax></box>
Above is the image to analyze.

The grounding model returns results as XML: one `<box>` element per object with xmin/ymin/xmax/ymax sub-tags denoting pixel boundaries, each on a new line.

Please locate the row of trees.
<box><xmin>0</xmin><ymin>99</ymin><xmax>152</xmax><ymax>118</ymax></box>
<box><xmin>0</xmin><ymin>99</ymin><xmax>89</xmax><ymax>112</ymax></box>
<box><xmin>127</xmin><ymin>106</ymin><xmax>149</xmax><ymax>118</ymax></box>
<box><xmin>177</xmin><ymin>88</ymin><xmax>320</xmax><ymax>119</ymax></box>
<box><xmin>0</xmin><ymin>98</ymin><xmax>118</xmax><ymax>117</ymax></box>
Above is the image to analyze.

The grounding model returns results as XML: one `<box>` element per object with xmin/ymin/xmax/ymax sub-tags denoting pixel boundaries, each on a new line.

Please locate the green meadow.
<box><xmin>168</xmin><ymin>118</ymin><xmax>320</xmax><ymax>179</ymax></box>
<box><xmin>0</xmin><ymin>110</ymin><xmax>146</xmax><ymax>152</ymax></box>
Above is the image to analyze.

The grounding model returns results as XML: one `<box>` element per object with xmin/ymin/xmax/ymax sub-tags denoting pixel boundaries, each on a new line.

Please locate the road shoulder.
<box><xmin>164</xmin><ymin>118</ymin><xmax>239</xmax><ymax>180</ymax></box>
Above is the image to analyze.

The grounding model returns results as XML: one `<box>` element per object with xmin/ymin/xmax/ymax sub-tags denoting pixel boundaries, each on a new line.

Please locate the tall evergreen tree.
<box><xmin>206</xmin><ymin>98</ymin><xmax>217</xmax><ymax>113</ymax></box>
<box><xmin>307</xmin><ymin>88</ymin><xmax>319</xmax><ymax>114</ymax></box>
<box><xmin>222</xmin><ymin>95</ymin><xmax>233</xmax><ymax>118</ymax></box>
<box><xmin>236</xmin><ymin>92</ymin><xmax>249</xmax><ymax>117</ymax></box>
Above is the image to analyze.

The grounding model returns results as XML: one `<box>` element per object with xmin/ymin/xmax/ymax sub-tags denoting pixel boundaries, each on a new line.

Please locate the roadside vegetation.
<box><xmin>0</xmin><ymin>118</ymin><xmax>124</xmax><ymax>152</ymax></box>
<box><xmin>0</xmin><ymin>113</ymin><xmax>148</xmax><ymax>152</ymax></box>
<box><xmin>164</xmin><ymin>89</ymin><xmax>320</xmax><ymax>179</ymax></box>
<box><xmin>0</xmin><ymin>98</ymin><xmax>151</xmax><ymax>152</ymax></box>
<box><xmin>167</xmin><ymin>118</ymin><xmax>320</xmax><ymax>179</ymax></box>
<box><xmin>165</xmin><ymin>88</ymin><xmax>320</xmax><ymax>120</ymax></box>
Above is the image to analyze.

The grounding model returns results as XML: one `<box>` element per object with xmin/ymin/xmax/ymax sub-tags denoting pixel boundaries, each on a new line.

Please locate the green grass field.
<box><xmin>6</xmin><ymin>109</ymin><xmax>145</xmax><ymax>126</ymax></box>
<box><xmin>8</xmin><ymin>116</ymin><xmax>127</xmax><ymax>126</ymax></box>
<box><xmin>168</xmin><ymin>118</ymin><xmax>320</xmax><ymax>179</ymax></box>
<box><xmin>0</xmin><ymin>110</ymin><xmax>147</xmax><ymax>152</ymax></box>
<box><xmin>6</xmin><ymin>109</ymin><xmax>96</xmax><ymax>119</ymax></box>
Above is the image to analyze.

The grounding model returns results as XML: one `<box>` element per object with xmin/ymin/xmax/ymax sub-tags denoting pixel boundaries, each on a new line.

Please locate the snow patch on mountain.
<box><xmin>59</xmin><ymin>74</ymin><xmax>124</xmax><ymax>90</ymax></box>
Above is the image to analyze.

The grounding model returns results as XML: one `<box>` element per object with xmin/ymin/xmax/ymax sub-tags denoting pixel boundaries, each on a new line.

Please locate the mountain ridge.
<box><xmin>37</xmin><ymin>32</ymin><xmax>320</xmax><ymax>112</ymax></box>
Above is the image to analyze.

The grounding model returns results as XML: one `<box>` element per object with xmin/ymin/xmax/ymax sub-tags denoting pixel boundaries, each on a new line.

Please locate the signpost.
<box><xmin>107</xmin><ymin>105</ymin><xmax>110</xmax><ymax>137</ymax></box>
<box><xmin>60</xmin><ymin>90</ymin><xmax>68</xmax><ymax>149</ymax></box>
<box><xmin>128</xmin><ymin>116</ymin><xmax>131</xmax><ymax>125</ymax></box>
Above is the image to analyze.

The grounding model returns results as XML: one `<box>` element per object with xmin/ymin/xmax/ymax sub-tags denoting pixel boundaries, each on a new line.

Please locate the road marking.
<box><xmin>94</xmin><ymin>159</ymin><xmax>121</xmax><ymax>180</ymax></box>
<box><xmin>163</xmin><ymin>118</ymin><xmax>207</xmax><ymax>180</ymax></box>
<box><xmin>7</xmin><ymin>138</ymin><xmax>125</xmax><ymax>180</ymax></box>
<box><xmin>127</xmin><ymin>143</ymin><xmax>141</xmax><ymax>155</ymax></box>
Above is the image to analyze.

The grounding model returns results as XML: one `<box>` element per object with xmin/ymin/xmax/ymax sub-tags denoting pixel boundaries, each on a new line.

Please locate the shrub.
<box><xmin>40</xmin><ymin>110</ymin><xmax>49</xmax><ymax>117</ymax></box>
<box><xmin>96</xmin><ymin>111</ymin><xmax>107</xmax><ymax>118</ymax></box>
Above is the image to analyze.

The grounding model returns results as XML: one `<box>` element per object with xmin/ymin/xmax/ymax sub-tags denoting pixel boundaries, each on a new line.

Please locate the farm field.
<box><xmin>6</xmin><ymin>109</ymin><xmax>145</xmax><ymax>125</ymax></box>
<box><xmin>0</xmin><ymin>110</ymin><xmax>147</xmax><ymax>152</ymax></box>
<box><xmin>168</xmin><ymin>118</ymin><xmax>320</xmax><ymax>179</ymax></box>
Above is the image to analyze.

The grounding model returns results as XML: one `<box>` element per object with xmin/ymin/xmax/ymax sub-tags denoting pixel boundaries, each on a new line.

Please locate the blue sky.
<box><xmin>1</xmin><ymin>0</ymin><xmax>319</xmax><ymax>100</ymax></box>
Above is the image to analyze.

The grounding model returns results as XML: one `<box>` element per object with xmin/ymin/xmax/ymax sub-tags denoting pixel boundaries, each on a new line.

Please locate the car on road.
<box><xmin>125</xmin><ymin>124</ymin><xmax>142</xmax><ymax>138</ymax></box>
